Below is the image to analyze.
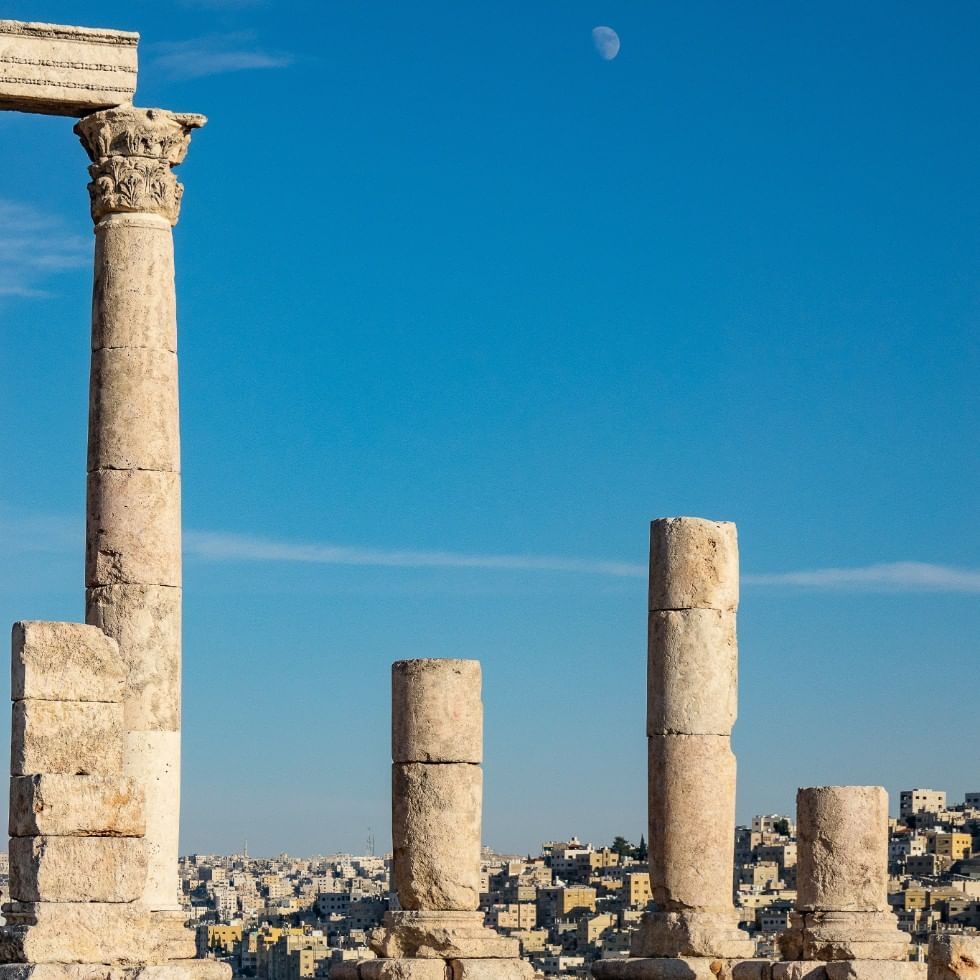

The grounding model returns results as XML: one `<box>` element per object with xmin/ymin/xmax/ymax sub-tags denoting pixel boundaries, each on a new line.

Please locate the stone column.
<box><xmin>74</xmin><ymin>107</ymin><xmax>205</xmax><ymax>920</ymax></box>
<box><xmin>634</xmin><ymin>517</ymin><xmax>753</xmax><ymax>961</ymax></box>
<box><xmin>779</xmin><ymin>786</ymin><xmax>909</xmax><ymax>963</ymax></box>
<box><xmin>368</xmin><ymin>659</ymin><xmax>527</xmax><ymax>979</ymax></box>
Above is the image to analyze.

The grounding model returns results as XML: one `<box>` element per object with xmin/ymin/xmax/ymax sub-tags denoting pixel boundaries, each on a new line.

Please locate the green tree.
<box><xmin>610</xmin><ymin>835</ymin><xmax>633</xmax><ymax>858</ymax></box>
<box><xmin>635</xmin><ymin>834</ymin><xmax>648</xmax><ymax>862</ymax></box>
<box><xmin>774</xmin><ymin>818</ymin><xmax>791</xmax><ymax>836</ymax></box>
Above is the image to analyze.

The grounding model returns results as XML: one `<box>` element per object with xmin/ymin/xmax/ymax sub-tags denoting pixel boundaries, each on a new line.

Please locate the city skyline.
<box><xmin>1</xmin><ymin>1</ymin><xmax>978</xmax><ymax>857</ymax></box>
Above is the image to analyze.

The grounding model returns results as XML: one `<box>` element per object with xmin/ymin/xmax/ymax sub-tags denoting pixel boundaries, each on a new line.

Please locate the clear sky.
<box><xmin>1</xmin><ymin>1</ymin><xmax>978</xmax><ymax>858</ymax></box>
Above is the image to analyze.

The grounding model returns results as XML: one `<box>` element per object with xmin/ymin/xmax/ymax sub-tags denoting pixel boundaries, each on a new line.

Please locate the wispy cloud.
<box><xmin>185</xmin><ymin>531</ymin><xmax>980</xmax><ymax>593</ymax></box>
<box><xmin>0</xmin><ymin>505</ymin><xmax>81</xmax><ymax>555</ymax></box>
<box><xmin>1</xmin><ymin>508</ymin><xmax>977</xmax><ymax>594</ymax></box>
<box><xmin>0</xmin><ymin>200</ymin><xmax>88</xmax><ymax>300</ymax></box>
<box><xmin>744</xmin><ymin>562</ymin><xmax>980</xmax><ymax>594</ymax></box>
<box><xmin>147</xmin><ymin>32</ymin><xmax>293</xmax><ymax>81</ymax></box>
<box><xmin>184</xmin><ymin>530</ymin><xmax>646</xmax><ymax>578</ymax></box>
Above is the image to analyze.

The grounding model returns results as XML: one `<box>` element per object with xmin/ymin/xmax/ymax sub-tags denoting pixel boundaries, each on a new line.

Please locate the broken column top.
<box><xmin>649</xmin><ymin>517</ymin><xmax>739</xmax><ymax>612</ymax></box>
<box><xmin>0</xmin><ymin>20</ymin><xmax>138</xmax><ymax>117</ymax></box>
<box><xmin>392</xmin><ymin>658</ymin><xmax>482</xmax><ymax>764</ymax></box>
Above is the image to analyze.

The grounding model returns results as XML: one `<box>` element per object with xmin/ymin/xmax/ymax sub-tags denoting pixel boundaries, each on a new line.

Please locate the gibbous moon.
<box><xmin>592</xmin><ymin>25</ymin><xmax>620</xmax><ymax>61</ymax></box>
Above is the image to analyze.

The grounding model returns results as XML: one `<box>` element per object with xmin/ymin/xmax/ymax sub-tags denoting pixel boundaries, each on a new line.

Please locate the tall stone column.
<box><xmin>364</xmin><ymin>659</ymin><xmax>530</xmax><ymax>980</ymax></box>
<box><xmin>74</xmin><ymin>107</ymin><xmax>205</xmax><ymax>921</ymax></box>
<box><xmin>634</xmin><ymin>517</ymin><xmax>753</xmax><ymax>961</ymax></box>
<box><xmin>779</xmin><ymin>786</ymin><xmax>909</xmax><ymax>963</ymax></box>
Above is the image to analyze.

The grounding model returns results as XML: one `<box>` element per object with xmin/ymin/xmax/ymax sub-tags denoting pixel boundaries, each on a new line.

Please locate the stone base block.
<box><xmin>0</xmin><ymin>902</ymin><xmax>182</xmax><ymax>964</ymax></box>
<box><xmin>593</xmin><ymin>958</ymin><xmax>726</xmax><ymax>980</ymax></box>
<box><xmin>449</xmin><ymin>960</ymin><xmax>535</xmax><ymax>980</ymax></box>
<box><xmin>9</xmin><ymin>837</ymin><xmax>146</xmax><ymax>903</ymax></box>
<box><xmin>593</xmin><ymin>958</ymin><xmax>772</xmax><ymax>980</ymax></box>
<box><xmin>632</xmin><ymin>911</ymin><xmax>755</xmax><ymax>960</ymax></box>
<box><xmin>12</xmin><ymin>622</ymin><xmax>124</xmax><ymax>703</ymax></box>
<box><xmin>331</xmin><ymin>961</ymin><xmax>446</xmax><ymax>980</ymax></box>
<box><xmin>929</xmin><ymin>934</ymin><xmax>980</xmax><ymax>980</ymax></box>
<box><xmin>9</xmin><ymin>775</ymin><xmax>145</xmax><ymax>838</ymax></box>
<box><xmin>771</xmin><ymin>964</ymin><xmax>926</xmax><ymax>980</ymax></box>
<box><xmin>11</xmin><ymin>700</ymin><xmax>123</xmax><ymax>777</ymax></box>
<box><xmin>370</xmin><ymin>913</ymin><xmax>519</xmax><ymax>959</ymax></box>
<box><xmin>0</xmin><ymin>963</ymin><xmax>231</xmax><ymax>980</ymax></box>
<box><xmin>335</xmin><ymin>960</ymin><xmax>532</xmax><ymax>980</ymax></box>
<box><xmin>777</xmin><ymin>912</ymin><xmax>909</xmax><ymax>962</ymax></box>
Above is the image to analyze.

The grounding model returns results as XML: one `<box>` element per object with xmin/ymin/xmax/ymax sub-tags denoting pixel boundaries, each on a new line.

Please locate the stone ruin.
<box><xmin>2</xmin><ymin>14</ymin><xmax>979</xmax><ymax>980</ymax></box>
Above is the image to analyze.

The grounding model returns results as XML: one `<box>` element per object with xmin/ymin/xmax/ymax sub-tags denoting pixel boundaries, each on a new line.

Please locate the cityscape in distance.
<box><xmin>2</xmin><ymin>786</ymin><xmax>962</xmax><ymax>980</ymax></box>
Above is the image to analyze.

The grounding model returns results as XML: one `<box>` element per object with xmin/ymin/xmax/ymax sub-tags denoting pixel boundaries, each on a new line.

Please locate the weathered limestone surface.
<box><xmin>0</xmin><ymin>902</ymin><xmax>184</xmax><ymax>963</ymax></box>
<box><xmin>9</xmin><ymin>774</ymin><xmax>144</xmax><ymax>837</ymax></box>
<box><xmin>11</xmin><ymin>623</ymin><xmax>124</xmax><ymax>703</ymax></box>
<box><xmin>631</xmin><ymin>908</ymin><xmax>756</xmax><ymax>960</ymax></box>
<box><xmin>11</xmin><ymin>700</ymin><xmax>123</xmax><ymax>776</ymax></box>
<box><xmin>88</xmin><ymin>348</ymin><xmax>180</xmax><ymax>472</ymax></box>
<box><xmin>90</xmin><ymin>218</ymin><xmax>177</xmax><ymax>352</ymax></box>
<box><xmin>392</xmin><ymin>763</ymin><xmax>481</xmax><ymax>911</ymax></box>
<box><xmin>0</xmin><ymin>20</ymin><xmax>137</xmax><ymax>116</ymax></box>
<box><xmin>779</xmin><ymin>911</ymin><xmax>910</xmax><ymax>962</ymax></box>
<box><xmin>593</xmin><ymin>958</ymin><xmax>730</xmax><ymax>980</ymax></box>
<box><xmin>780</xmin><ymin>787</ymin><xmax>907</xmax><ymax>964</ymax></box>
<box><xmin>647</xmin><ymin>734</ymin><xmax>739</xmax><ymax>911</ymax></box>
<box><xmin>771</xmin><ymin>967</ymin><xmax>828</xmax><ymax>980</ymax></box>
<box><xmin>85</xmin><ymin>470</ymin><xmax>181</xmax><ymax>589</ymax></box>
<box><xmin>628</xmin><ymin>518</ymin><xmax>752</xmax><ymax>967</ymax></box>
<box><xmin>392</xmin><ymin>660</ymin><xmax>482</xmax><ymax>764</ymax></box>
<box><xmin>824</xmin><ymin>964</ymin><xmax>926</xmax><ymax>979</ymax></box>
<box><xmin>77</xmin><ymin>107</ymin><xmax>204</xmax><ymax>919</ymax></box>
<box><xmin>647</xmin><ymin>609</ymin><xmax>737</xmax><ymax>736</ymax></box>
<box><xmin>796</xmin><ymin>788</ymin><xmax>890</xmax><ymax>913</ymax></box>
<box><xmin>85</xmin><ymin>586</ymin><xmax>181</xmax><ymax>731</ymax></box>
<box><xmin>122</xmin><ymin>730</ymin><xmax>180</xmax><ymax>911</ymax></box>
<box><xmin>9</xmin><ymin>835</ymin><xmax>147</xmax><ymax>902</ymax></box>
<box><xmin>649</xmin><ymin>518</ymin><xmax>739</xmax><ymax>613</ymax></box>
<box><xmin>0</xmin><ymin>964</ymin><xmax>230</xmax><ymax>980</ymax></box>
<box><xmin>334</xmin><ymin>962</ymin><xmax>445</xmax><ymax>980</ymax></box>
<box><xmin>928</xmin><ymin>934</ymin><xmax>980</xmax><ymax>980</ymax></box>
<box><xmin>449</xmin><ymin>960</ymin><xmax>535</xmax><ymax>980</ymax></box>
<box><xmin>769</xmin><ymin>965</ymin><xmax>927</xmax><ymax>980</ymax></box>
<box><xmin>371</xmin><ymin>912</ymin><xmax>517</xmax><ymax>960</ymax></box>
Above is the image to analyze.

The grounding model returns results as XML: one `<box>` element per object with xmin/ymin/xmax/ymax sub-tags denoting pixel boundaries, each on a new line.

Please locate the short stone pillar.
<box><xmin>0</xmin><ymin>621</ymin><xmax>151</xmax><ymax>963</ymax></box>
<box><xmin>632</xmin><ymin>518</ymin><xmax>754</xmax><ymax>962</ymax></box>
<box><xmin>928</xmin><ymin>935</ymin><xmax>980</xmax><ymax>980</ymax></box>
<box><xmin>353</xmin><ymin>660</ymin><xmax>531</xmax><ymax>980</ymax></box>
<box><xmin>779</xmin><ymin>786</ymin><xmax>910</xmax><ymax>963</ymax></box>
<box><xmin>74</xmin><ymin>107</ymin><xmax>204</xmax><ymax>931</ymax></box>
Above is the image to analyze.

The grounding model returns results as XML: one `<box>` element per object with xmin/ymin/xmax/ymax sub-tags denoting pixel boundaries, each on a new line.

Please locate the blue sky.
<box><xmin>1</xmin><ymin>1</ymin><xmax>978</xmax><ymax>857</ymax></box>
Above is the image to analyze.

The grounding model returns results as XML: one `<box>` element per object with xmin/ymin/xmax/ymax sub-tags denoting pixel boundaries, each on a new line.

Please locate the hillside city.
<box><xmin>7</xmin><ymin>786</ymin><xmax>966</xmax><ymax>980</ymax></box>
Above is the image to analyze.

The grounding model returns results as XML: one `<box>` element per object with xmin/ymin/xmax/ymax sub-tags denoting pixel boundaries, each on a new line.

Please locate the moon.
<box><xmin>592</xmin><ymin>25</ymin><xmax>620</xmax><ymax>61</ymax></box>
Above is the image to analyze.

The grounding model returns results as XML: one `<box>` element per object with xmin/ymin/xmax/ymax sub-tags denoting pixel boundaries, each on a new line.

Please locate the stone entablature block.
<box><xmin>0</xmin><ymin>20</ymin><xmax>137</xmax><ymax>116</ymax></box>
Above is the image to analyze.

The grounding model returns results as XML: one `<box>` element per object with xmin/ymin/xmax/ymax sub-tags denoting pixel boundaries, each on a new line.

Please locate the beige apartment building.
<box><xmin>900</xmin><ymin>788</ymin><xmax>947</xmax><ymax>818</ymax></box>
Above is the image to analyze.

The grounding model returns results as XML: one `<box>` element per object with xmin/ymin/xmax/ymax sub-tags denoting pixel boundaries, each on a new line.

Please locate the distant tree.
<box><xmin>610</xmin><ymin>836</ymin><xmax>633</xmax><ymax>858</ymax></box>
<box><xmin>635</xmin><ymin>834</ymin><xmax>648</xmax><ymax>863</ymax></box>
<box><xmin>774</xmin><ymin>818</ymin><xmax>791</xmax><ymax>837</ymax></box>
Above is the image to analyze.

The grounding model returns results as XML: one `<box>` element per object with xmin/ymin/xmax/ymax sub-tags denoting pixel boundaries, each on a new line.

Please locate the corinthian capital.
<box><xmin>74</xmin><ymin>107</ymin><xmax>206</xmax><ymax>225</ymax></box>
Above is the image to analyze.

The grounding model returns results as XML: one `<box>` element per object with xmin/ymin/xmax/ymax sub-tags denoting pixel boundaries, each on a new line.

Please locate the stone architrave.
<box><xmin>0</xmin><ymin>20</ymin><xmax>137</xmax><ymax>116</ymax></box>
<box><xmin>369</xmin><ymin>660</ymin><xmax>523</xmax><ymax>971</ymax></box>
<box><xmin>74</xmin><ymin>106</ymin><xmax>204</xmax><ymax>925</ymax></box>
<box><xmin>778</xmin><ymin>787</ymin><xmax>909</xmax><ymax>963</ymax></box>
